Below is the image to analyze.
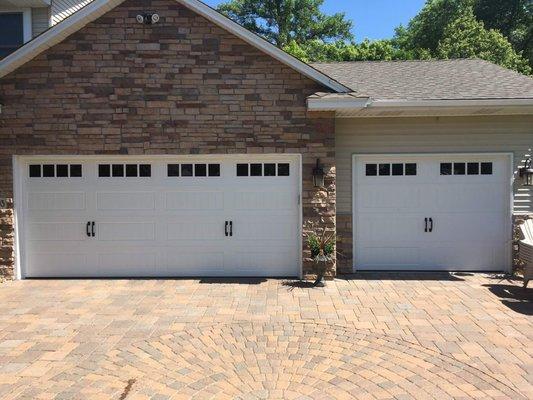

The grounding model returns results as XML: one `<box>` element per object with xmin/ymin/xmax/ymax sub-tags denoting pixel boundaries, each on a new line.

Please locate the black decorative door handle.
<box><xmin>225</xmin><ymin>221</ymin><xmax>228</xmax><ymax>237</ymax></box>
<box><xmin>424</xmin><ymin>218</ymin><xmax>428</xmax><ymax>232</ymax></box>
<box><xmin>86</xmin><ymin>221</ymin><xmax>91</xmax><ymax>237</ymax></box>
<box><xmin>229</xmin><ymin>221</ymin><xmax>233</xmax><ymax>237</ymax></box>
<box><xmin>429</xmin><ymin>218</ymin><xmax>433</xmax><ymax>233</ymax></box>
<box><xmin>91</xmin><ymin>221</ymin><xmax>95</xmax><ymax>237</ymax></box>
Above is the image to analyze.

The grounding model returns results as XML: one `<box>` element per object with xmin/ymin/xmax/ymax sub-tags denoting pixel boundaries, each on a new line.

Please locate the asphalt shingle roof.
<box><xmin>311</xmin><ymin>59</ymin><xmax>533</xmax><ymax>100</ymax></box>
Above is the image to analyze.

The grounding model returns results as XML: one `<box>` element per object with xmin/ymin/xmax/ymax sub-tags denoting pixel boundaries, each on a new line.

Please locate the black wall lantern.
<box><xmin>519</xmin><ymin>157</ymin><xmax>533</xmax><ymax>186</ymax></box>
<box><xmin>312</xmin><ymin>159</ymin><xmax>325</xmax><ymax>188</ymax></box>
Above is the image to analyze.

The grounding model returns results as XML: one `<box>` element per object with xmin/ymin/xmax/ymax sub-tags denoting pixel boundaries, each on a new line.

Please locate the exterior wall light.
<box><xmin>312</xmin><ymin>158</ymin><xmax>325</xmax><ymax>188</ymax></box>
<box><xmin>519</xmin><ymin>157</ymin><xmax>533</xmax><ymax>186</ymax></box>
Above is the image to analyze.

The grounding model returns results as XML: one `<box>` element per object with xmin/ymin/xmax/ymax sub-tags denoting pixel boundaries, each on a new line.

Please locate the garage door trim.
<box><xmin>351</xmin><ymin>152</ymin><xmax>514</xmax><ymax>273</ymax></box>
<box><xmin>13</xmin><ymin>154</ymin><xmax>303</xmax><ymax>279</ymax></box>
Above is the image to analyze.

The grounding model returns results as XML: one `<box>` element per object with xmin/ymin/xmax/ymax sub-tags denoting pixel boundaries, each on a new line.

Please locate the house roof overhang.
<box><xmin>0</xmin><ymin>0</ymin><xmax>351</xmax><ymax>93</ymax></box>
<box><xmin>307</xmin><ymin>94</ymin><xmax>533</xmax><ymax>117</ymax></box>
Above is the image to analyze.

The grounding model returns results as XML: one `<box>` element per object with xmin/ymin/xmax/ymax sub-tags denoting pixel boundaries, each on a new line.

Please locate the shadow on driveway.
<box><xmin>483</xmin><ymin>284</ymin><xmax>532</xmax><ymax>315</ymax></box>
<box><xmin>337</xmin><ymin>271</ymin><xmax>467</xmax><ymax>281</ymax></box>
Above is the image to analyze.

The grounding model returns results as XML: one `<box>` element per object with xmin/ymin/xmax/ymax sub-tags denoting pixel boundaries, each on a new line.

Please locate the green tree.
<box><xmin>436</xmin><ymin>8</ymin><xmax>531</xmax><ymax>74</ymax></box>
<box><xmin>394</xmin><ymin>0</ymin><xmax>532</xmax><ymax>70</ymax></box>
<box><xmin>474</xmin><ymin>0</ymin><xmax>532</xmax><ymax>67</ymax></box>
<box><xmin>217</xmin><ymin>0</ymin><xmax>353</xmax><ymax>47</ymax></box>
<box><xmin>283</xmin><ymin>39</ymin><xmax>430</xmax><ymax>63</ymax></box>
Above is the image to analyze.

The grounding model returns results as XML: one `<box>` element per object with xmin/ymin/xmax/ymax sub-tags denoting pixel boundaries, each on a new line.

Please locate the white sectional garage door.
<box><xmin>353</xmin><ymin>154</ymin><xmax>512</xmax><ymax>271</ymax></box>
<box><xmin>18</xmin><ymin>156</ymin><xmax>300</xmax><ymax>278</ymax></box>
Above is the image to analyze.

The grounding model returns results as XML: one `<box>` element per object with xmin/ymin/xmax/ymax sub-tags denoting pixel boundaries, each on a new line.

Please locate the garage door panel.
<box><xmin>97</xmin><ymin>222</ymin><xmax>156</xmax><ymax>241</ymax></box>
<box><xmin>232</xmin><ymin>215</ymin><xmax>296</xmax><ymax>241</ymax></box>
<box><xmin>28</xmin><ymin>222</ymin><xmax>87</xmax><ymax>241</ymax></box>
<box><xmin>357</xmin><ymin>185</ymin><xmax>421</xmax><ymax>210</ymax></box>
<box><xmin>164</xmin><ymin>248</ymin><xmax>225</xmax><ymax>275</ymax></box>
<box><xmin>229</xmin><ymin>191</ymin><xmax>293</xmax><ymax>210</ymax></box>
<box><xmin>419</xmin><ymin>244</ymin><xmax>504</xmax><ymax>270</ymax></box>
<box><xmin>97</xmin><ymin>252</ymin><xmax>158</xmax><ymax>276</ymax></box>
<box><xmin>356</xmin><ymin>247</ymin><xmax>420</xmax><ymax>268</ymax></box>
<box><xmin>28</xmin><ymin>192</ymin><xmax>86</xmax><ymax>211</ymax></box>
<box><xmin>431</xmin><ymin>213</ymin><xmax>507</xmax><ymax>242</ymax></box>
<box><xmin>356</xmin><ymin>214</ymin><xmax>425</xmax><ymax>242</ymax></box>
<box><xmin>96</xmin><ymin>192</ymin><xmax>155</xmax><ymax>210</ymax></box>
<box><xmin>164</xmin><ymin>191</ymin><xmax>223</xmax><ymax>210</ymax></box>
<box><xmin>435</xmin><ymin>184</ymin><xmax>507</xmax><ymax>212</ymax></box>
<box><xmin>27</xmin><ymin>253</ymin><xmax>90</xmax><ymax>277</ymax></box>
<box><xmin>230</xmin><ymin>248</ymin><xmax>298</xmax><ymax>276</ymax></box>
<box><xmin>166</xmin><ymin>219</ymin><xmax>223</xmax><ymax>241</ymax></box>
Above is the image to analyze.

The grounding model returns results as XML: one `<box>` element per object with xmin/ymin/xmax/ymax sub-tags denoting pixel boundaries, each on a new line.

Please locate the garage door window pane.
<box><xmin>365</xmin><ymin>164</ymin><xmax>377</xmax><ymax>176</ymax></box>
<box><xmin>278</xmin><ymin>163</ymin><xmax>290</xmax><ymax>176</ymax></box>
<box><xmin>70</xmin><ymin>164</ymin><xmax>82</xmax><ymax>177</ymax></box>
<box><xmin>467</xmin><ymin>162</ymin><xmax>479</xmax><ymax>175</ymax></box>
<box><xmin>208</xmin><ymin>164</ymin><xmax>220</xmax><ymax>177</ymax></box>
<box><xmin>56</xmin><ymin>164</ymin><xmax>69</xmax><ymax>177</ymax></box>
<box><xmin>237</xmin><ymin>164</ymin><xmax>248</xmax><ymax>176</ymax></box>
<box><xmin>139</xmin><ymin>164</ymin><xmax>151</xmax><ymax>177</ymax></box>
<box><xmin>43</xmin><ymin>164</ymin><xmax>55</xmax><ymax>177</ymax></box>
<box><xmin>440</xmin><ymin>163</ymin><xmax>452</xmax><ymax>175</ymax></box>
<box><xmin>181</xmin><ymin>164</ymin><xmax>193</xmax><ymax>177</ymax></box>
<box><xmin>453</xmin><ymin>163</ymin><xmax>465</xmax><ymax>175</ymax></box>
<box><xmin>405</xmin><ymin>163</ymin><xmax>417</xmax><ymax>176</ymax></box>
<box><xmin>29</xmin><ymin>164</ymin><xmax>41</xmax><ymax>178</ymax></box>
<box><xmin>264</xmin><ymin>163</ymin><xmax>276</xmax><ymax>176</ymax></box>
<box><xmin>112</xmin><ymin>164</ymin><xmax>124</xmax><ymax>177</ymax></box>
<box><xmin>167</xmin><ymin>164</ymin><xmax>179</xmax><ymax>177</ymax></box>
<box><xmin>392</xmin><ymin>163</ymin><xmax>403</xmax><ymax>176</ymax></box>
<box><xmin>250</xmin><ymin>163</ymin><xmax>262</xmax><ymax>176</ymax></box>
<box><xmin>195</xmin><ymin>164</ymin><xmax>207</xmax><ymax>177</ymax></box>
<box><xmin>126</xmin><ymin>164</ymin><xmax>138</xmax><ymax>177</ymax></box>
<box><xmin>99</xmin><ymin>164</ymin><xmax>111</xmax><ymax>177</ymax></box>
<box><xmin>378</xmin><ymin>164</ymin><xmax>390</xmax><ymax>176</ymax></box>
<box><xmin>481</xmin><ymin>162</ymin><xmax>493</xmax><ymax>175</ymax></box>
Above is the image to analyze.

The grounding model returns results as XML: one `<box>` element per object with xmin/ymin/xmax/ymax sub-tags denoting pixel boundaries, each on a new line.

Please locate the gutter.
<box><xmin>307</xmin><ymin>96</ymin><xmax>533</xmax><ymax>112</ymax></box>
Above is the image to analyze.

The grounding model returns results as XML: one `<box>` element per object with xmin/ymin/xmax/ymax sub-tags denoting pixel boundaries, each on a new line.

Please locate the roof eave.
<box><xmin>307</xmin><ymin>97</ymin><xmax>533</xmax><ymax>114</ymax></box>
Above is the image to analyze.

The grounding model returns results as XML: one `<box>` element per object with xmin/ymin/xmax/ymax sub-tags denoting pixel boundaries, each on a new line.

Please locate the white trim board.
<box><xmin>0</xmin><ymin>0</ymin><xmax>350</xmax><ymax>92</ymax></box>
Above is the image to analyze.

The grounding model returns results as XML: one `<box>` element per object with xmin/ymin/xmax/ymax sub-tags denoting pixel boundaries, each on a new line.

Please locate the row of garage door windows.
<box><xmin>365</xmin><ymin>162</ymin><xmax>493</xmax><ymax>176</ymax></box>
<box><xmin>28</xmin><ymin>163</ymin><xmax>291</xmax><ymax>178</ymax></box>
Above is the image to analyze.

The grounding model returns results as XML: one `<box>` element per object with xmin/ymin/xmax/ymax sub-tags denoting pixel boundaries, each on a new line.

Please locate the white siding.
<box><xmin>336</xmin><ymin>115</ymin><xmax>533</xmax><ymax>215</ymax></box>
<box><xmin>31</xmin><ymin>7</ymin><xmax>49</xmax><ymax>37</ymax></box>
<box><xmin>51</xmin><ymin>0</ymin><xmax>92</xmax><ymax>25</ymax></box>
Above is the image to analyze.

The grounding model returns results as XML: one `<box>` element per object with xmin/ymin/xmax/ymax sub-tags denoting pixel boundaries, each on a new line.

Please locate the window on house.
<box><xmin>0</xmin><ymin>13</ymin><xmax>25</xmax><ymax>58</ymax></box>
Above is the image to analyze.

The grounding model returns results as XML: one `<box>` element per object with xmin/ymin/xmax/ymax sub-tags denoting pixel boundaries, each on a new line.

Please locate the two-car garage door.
<box><xmin>353</xmin><ymin>154</ymin><xmax>512</xmax><ymax>271</ymax></box>
<box><xmin>17</xmin><ymin>156</ymin><xmax>301</xmax><ymax>278</ymax></box>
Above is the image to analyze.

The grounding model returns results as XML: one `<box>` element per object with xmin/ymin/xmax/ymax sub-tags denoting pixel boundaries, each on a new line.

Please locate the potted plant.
<box><xmin>305</xmin><ymin>224</ymin><xmax>335</xmax><ymax>287</ymax></box>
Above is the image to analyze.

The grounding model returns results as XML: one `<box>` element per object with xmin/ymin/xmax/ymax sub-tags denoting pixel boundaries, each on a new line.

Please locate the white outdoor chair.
<box><xmin>518</xmin><ymin>219</ymin><xmax>533</xmax><ymax>288</ymax></box>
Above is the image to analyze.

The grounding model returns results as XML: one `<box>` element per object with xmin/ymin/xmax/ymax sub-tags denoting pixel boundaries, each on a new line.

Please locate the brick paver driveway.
<box><xmin>0</xmin><ymin>273</ymin><xmax>531</xmax><ymax>399</ymax></box>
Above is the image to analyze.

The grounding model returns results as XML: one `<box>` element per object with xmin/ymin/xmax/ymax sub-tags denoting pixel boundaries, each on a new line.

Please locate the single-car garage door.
<box><xmin>353</xmin><ymin>154</ymin><xmax>512</xmax><ymax>271</ymax></box>
<box><xmin>17</xmin><ymin>156</ymin><xmax>301</xmax><ymax>278</ymax></box>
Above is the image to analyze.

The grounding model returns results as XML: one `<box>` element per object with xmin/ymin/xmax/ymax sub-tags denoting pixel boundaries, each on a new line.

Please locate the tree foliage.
<box><xmin>218</xmin><ymin>0</ymin><xmax>532</xmax><ymax>74</ymax></box>
<box><xmin>436</xmin><ymin>8</ymin><xmax>531</xmax><ymax>73</ymax></box>
<box><xmin>216</xmin><ymin>0</ymin><xmax>353</xmax><ymax>47</ymax></box>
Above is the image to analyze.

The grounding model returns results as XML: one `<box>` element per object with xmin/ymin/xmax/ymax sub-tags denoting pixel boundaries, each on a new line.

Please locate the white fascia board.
<box><xmin>307</xmin><ymin>96</ymin><xmax>372</xmax><ymax>111</ymax></box>
<box><xmin>177</xmin><ymin>0</ymin><xmax>351</xmax><ymax>93</ymax></box>
<box><xmin>371</xmin><ymin>98</ymin><xmax>533</xmax><ymax>108</ymax></box>
<box><xmin>0</xmin><ymin>0</ymin><xmax>123</xmax><ymax>78</ymax></box>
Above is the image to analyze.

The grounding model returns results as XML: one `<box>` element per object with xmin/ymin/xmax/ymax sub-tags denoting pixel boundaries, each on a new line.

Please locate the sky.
<box><xmin>203</xmin><ymin>0</ymin><xmax>427</xmax><ymax>41</ymax></box>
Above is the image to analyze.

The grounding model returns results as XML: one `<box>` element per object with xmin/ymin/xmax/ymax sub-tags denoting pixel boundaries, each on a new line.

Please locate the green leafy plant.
<box><xmin>304</xmin><ymin>222</ymin><xmax>335</xmax><ymax>286</ymax></box>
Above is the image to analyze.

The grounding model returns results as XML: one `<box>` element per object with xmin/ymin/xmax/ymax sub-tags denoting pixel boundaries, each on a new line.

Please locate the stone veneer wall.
<box><xmin>0</xmin><ymin>0</ymin><xmax>336</xmax><ymax>278</ymax></box>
